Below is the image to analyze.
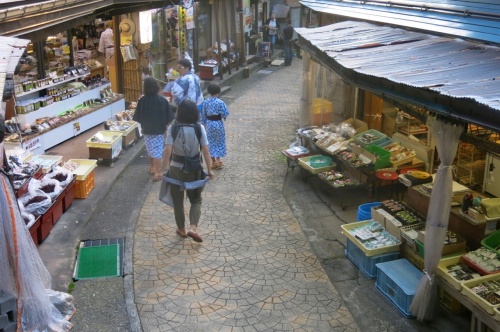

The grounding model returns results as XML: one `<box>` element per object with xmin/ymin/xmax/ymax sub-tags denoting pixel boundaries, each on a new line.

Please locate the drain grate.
<box><xmin>74</xmin><ymin>238</ymin><xmax>125</xmax><ymax>280</ymax></box>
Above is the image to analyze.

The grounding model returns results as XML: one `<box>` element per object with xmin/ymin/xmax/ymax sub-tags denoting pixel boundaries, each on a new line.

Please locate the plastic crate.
<box><xmin>75</xmin><ymin>170</ymin><xmax>95</xmax><ymax>199</ymax></box>
<box><xmin>437</xmin><ymin>256</ymin><xmax>482</xmax><ymax>291</ymax></box>
<box><xmin>375</xmin><ymin>259</ymin><xmax>422</xmax><ymax>318</ymax></box>
<box><xmin>298</xmin><ymin>155</ymin><xmax>336</xmax><ymax>174</ymax></box>
<box><xmin>461</xmin><ymin>249</ymin><xmax>500</xmax><ymax>275</ymax></box>
<box><xmin>341</xmin><ymin>220</ymin><xmax>401</xmax><ymax>256</ymax></box>
<box><xmin>345</xmin><ymin>239</ymin><xmax>399</xmax><ymax>278</ymax></box>
<box><xmin>461</xmin><ymin>273</ymin><xmax>500</xmax><ymax>314</ymax></box>
<box><xmin>481</xmin><ymin>230</ymin><xmax>500</xmax><ymax>254</ymax></box>
<box><xmin>310</xmin><ymin>98</ymin><xmax>333</xmax><ymax>126</ymax></box>
<box><xmin>309</xmin><ymin>155</ymin><xmax>332</xmax><ymax>168</ymax></box>
<box><xmin>354</xmin><ymin>129</ymin><xmax>387</xmax><ymax>147</ymax></box>
<box><xmin>65</xmin><ymin>159</ymin><xmax>97</xmax><ymax>181</ymax></box>
<box><xmin>364</xmin><ymin>145</ymin><xmax>391</xmax><ymax>170</ymax></box>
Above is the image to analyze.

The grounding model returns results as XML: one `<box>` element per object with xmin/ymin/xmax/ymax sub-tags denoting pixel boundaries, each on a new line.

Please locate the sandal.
<box><xmin>212</xmin><ymin>161</ymin><xmax>220</xmax><ymax>170</ymax></box>
<box><xmin>187</xmin><ymin>231</ymin><xmax>203</xmax><ymax>243</ymax></box>
<box><xmin>153</xmin><ymin>175</ymin><xmax>162</xmax><ymax>181</ymax></box>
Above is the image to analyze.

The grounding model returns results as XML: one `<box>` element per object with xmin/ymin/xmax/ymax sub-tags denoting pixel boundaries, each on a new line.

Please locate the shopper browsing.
<box><xmin>282</xmin><ymin>19</ymin><xmax>294</xmax><ymax>66</ymax></box>
<box><xmin>98</xmin><ymin>21</ymin><xmax>114</xmax><ymax>59</ymax></box>
<box><xmin>164</xmin><ymin>58</ymin><xmax>204</xmax><ymax>110</ymax></box>
<box><xmin>264</xmin><ymin>13</ymin><xmax>280</xmax><ymax>54</ymax></box>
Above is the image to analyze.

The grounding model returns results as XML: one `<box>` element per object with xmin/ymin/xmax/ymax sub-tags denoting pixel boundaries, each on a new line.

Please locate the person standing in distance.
<box><xmin>200</xmin><ymin>83</ymin><xmax>230</xmax><ymax>169</ymax></box>
<box><xmin>161</xmin><ymin>100</ymin><xmax>215</xmax><ymax>242</ymax></box>
<box><xmin>264</xmin><ymin>13</ymin><xmax>280</xmax><ymax>54</ymax></box>
<box><xmin>283</xmin><ymin>19</ymin><xmax>294</xmax><ymax>66</ymax></box>
<box><xmin>165</xmin><ymin>58</ymin><xmax>204</xmax><ymax>111</ymax></box>
<box><xmin>133</xmin><ymin>77</ymin><xmax>175</xmax><ymax>181</ymax></box>
<box><xmin>98</xmin><ymin>21</ymin><xmax>114</xmax><ymax>59</ymax></box>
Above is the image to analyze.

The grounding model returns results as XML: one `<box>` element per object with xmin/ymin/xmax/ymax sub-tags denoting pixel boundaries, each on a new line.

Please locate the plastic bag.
<box><xmin>288</xmin><ymin>135</ymin><xmax>302</xmax><ymax>149</ymax></box>
<box><xmin>45</xmin><ymin>166</ymin><xmax>73</xmax><ymax>187</ymax></box>
<box><xmin>18</xmin><ymin>189</ymin><xmax>52</xmax><ymax>215</ymax></box>
<box><xmin>29</xmin><ymin>177</ymin><xmax>63</xmax><ymax>200</ymax></box>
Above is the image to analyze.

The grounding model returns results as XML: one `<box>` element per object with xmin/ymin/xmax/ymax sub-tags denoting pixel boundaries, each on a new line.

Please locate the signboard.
<box><xmin>139</xmin><ymin>11</ymin><xmax>153</xmax><ymax>43</ymax></box>
<box><xmin>258</xmin><ymin>42</ymin><xmax>271</xmax><ymax>58</ymax></box>
<box><xmin>22</xmin><ymin>136</ymin><xmax>41</xmax><ymax>151</ymax></box>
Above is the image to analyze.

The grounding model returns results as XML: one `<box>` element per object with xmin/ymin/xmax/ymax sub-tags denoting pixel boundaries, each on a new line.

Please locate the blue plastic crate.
<box><xmin>345</xmin><ymin>239</ymin><xmax>399</xmax><ymax>279</ymax></box>
<box><xmin>375</xmin><ymin>259</ymin><xmax>422</xmax><ymax>318</ymax></box>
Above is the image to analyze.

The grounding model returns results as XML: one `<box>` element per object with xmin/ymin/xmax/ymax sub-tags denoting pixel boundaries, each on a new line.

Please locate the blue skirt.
<box><xmin>144</xmin><ymin>134</ymin><xmax>165</xmax><ymax>159</ymax></box>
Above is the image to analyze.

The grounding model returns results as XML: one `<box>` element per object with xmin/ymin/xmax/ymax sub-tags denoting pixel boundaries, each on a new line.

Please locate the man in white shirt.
<box><xmin>98</xmin><ymin>21</ymin><xmax>114</xmax><ymax>59</ymax></box>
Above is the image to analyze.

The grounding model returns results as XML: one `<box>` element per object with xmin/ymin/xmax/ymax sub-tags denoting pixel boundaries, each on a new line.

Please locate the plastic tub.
<box><xmin>357</xmin><ymin>202</ymin><xmax>381</xmax><ymax>221</ymax></box>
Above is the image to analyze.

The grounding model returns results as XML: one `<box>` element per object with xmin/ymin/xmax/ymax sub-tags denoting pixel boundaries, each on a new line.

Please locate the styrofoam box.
<box><xmin>345</xmin><ymin>239</ymin><xmax>399</xmax><ymax>279</ymax></box>
<box><xmin>375</xmin><ymin>259</ymin><xmax>422</xmax><ymax>318</ymax></box>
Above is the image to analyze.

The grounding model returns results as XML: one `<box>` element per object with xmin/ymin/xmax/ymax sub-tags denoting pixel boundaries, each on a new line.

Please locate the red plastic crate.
<box><xmin>461</xmin><ymin>252</ymin><xmax>500</xmax><ymax>275</ymax></box>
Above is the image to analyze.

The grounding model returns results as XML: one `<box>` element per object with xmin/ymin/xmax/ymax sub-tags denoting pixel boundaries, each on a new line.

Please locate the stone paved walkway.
<box><xmin>133</xmin><ymin>61</ymin><xmax>360</xmax><ymax>332</ymax></box>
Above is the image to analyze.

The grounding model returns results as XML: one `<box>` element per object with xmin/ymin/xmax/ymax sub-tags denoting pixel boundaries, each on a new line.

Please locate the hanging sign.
<box><xmin>181</xmin><ymin>0</ymin><xmax>193</xmax><ymax>9</ymax></box>
<box><xmin>186</xmin><ymin>7</ymin><xmax>195</xmax><ymax>29</ymax></box>
<box><xmin>139</xmin><ymin>11</ymin><xmax>153</xmax><ymax>43</ymax></box>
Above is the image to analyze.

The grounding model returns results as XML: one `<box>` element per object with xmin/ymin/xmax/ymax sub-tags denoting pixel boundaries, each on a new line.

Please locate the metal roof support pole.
<box><xmin>299</xmin><ymin>52</ymin><xmax>311</xmax><ymax>127</ymax></box>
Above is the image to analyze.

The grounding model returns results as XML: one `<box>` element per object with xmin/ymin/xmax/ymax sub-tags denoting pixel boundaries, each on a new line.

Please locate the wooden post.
<box><xmin>239</xmin><ymin>11</ymin><xmax>246</xmax><ymax>64</ymax></box>
<box><xmin>214</xmin><ymin>0</ymin><xmax>223</xmax><ymax>79</ymax></box>
<box><xmin>223</xmin><ymin>1</ymin><xmax>232</xmax><ymax>75</ymax></box>
<box><xmin>229</xmin><ymin>0</ymin><xmax>239</xmax><ymax>70</ymax></box>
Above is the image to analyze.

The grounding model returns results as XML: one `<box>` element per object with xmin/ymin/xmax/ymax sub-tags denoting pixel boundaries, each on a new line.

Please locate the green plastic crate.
<box><xmin>365</xmin><ymin>145</ymin><xmax>391</xmax><ymax>170</ymax></box>
<box><xmin>481</xmin><ymin>230</ymin><xmax>500</xmax><ymax>253</ymax></box>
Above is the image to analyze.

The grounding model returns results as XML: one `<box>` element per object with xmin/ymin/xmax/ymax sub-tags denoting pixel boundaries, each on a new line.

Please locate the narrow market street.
<box><xmin>64</xmin><ymin>59</ymin><xmax>469</xmax><ymax>331</ymax></box>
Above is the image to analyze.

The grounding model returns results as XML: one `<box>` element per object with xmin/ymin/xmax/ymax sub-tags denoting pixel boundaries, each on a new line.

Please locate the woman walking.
<box><xmin>161</xmin><ymin>100</ymin><xmax>215</xmax><ymax>242</ymax></box>
<box><xmin>200</xmin><ymin>83</ymin><xmax>229</xmax><ymax>169</ymax></box>
<box><xmin>133</xmin><ymin>77</ymin><xmax>175</xmax><ymax>180</ymax></box>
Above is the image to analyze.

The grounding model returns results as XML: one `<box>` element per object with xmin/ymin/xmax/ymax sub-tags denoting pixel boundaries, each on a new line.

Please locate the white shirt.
<box><xmin>98</xmin><ymin>28</ymin><xmax>114</xmax><ymax>59</ymax></box>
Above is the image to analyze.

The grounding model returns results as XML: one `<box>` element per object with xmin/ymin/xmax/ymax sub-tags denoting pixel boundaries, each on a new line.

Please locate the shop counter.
<box><xmin>407</xmin><ymin>186</ymin><xmax>500</xmax><ymax>250</ymax></box>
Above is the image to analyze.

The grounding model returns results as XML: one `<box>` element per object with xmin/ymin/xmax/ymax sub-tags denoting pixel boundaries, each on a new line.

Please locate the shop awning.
<box><xmin>0</xmin><ymin>0</ymin><xmax>169</xmax><ymax>41</ymax></box>
<box><xmin>300</xmin><ymin>0</ymin><xmax>500</xmax><ymax>45</ymax></box>
<box><xmin>295</xmin><ymin>20</ymin><xmax>500</xmax><ymax>134</ymax></box>
<box><xmin>0</xmin><ymin>37</ymin><xmax>30</xmax><ymax>101</ymax></box>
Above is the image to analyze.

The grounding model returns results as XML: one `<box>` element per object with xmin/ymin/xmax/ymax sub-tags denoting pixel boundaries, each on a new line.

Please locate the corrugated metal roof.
<box><xmin>295</xmin><ymin>21</ymin><xmax>500</xmax><ymax>127</ymax></box>
<box><xmin>300</xmin><ymin>0</ymin><xmax>500</xmax><ymax>45</ymax></box>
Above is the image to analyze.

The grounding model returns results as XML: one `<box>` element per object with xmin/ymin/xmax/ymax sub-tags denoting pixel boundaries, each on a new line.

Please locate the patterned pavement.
<box><xmin>133</xmin><ymin>61</ymin><xmax>360</xmax><ymax>332</ymax></box>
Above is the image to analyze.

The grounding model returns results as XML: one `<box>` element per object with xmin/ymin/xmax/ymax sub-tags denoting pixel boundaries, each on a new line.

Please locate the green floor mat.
<box><xmin>75</xmin><ymin>244</ymin><xmax>120</xmax><ymax>280</ymax></box>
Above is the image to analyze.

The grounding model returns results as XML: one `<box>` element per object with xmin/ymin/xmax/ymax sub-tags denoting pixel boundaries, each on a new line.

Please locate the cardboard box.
<box><xmin>341</xmin><ymin>118</ymin><xmax>368</xmax><ymax>134</ymax></box>
<box><xmin>382</xmin><ymin>109</ymin><xmax>398</xmax><ymax>136</ymax></box>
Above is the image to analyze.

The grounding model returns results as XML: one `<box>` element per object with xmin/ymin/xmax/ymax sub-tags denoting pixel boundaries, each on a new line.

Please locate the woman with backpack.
<box><xmin>161</xmin><ymin>100</ymin><xmax>215</xmax><ymax>243</ymax></box>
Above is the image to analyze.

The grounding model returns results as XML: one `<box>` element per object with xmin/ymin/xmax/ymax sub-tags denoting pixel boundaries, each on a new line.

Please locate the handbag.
<box><xmin>159</xmin><ymin>172</ymin><xmax>174</xmax><ymax>207</ymax></box>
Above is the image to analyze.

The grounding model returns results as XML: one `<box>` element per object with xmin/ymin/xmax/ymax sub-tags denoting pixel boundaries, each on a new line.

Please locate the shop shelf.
<box><xmin>375</xmin><ymin>259</ymin><xmax>422</xmax><ymax>318</ymax></box>
<box><xmin>461</xmin><ymin>273</ymin><xmax>500</xmax><ymax>314</ymax></box>
<box><xmin>341</xmin><ymin>220</ymin><xmax>401</xmax><ymax>256</ymax></box>
<box><xmin>438</xmin><ymin>286</ymin><xmax>466</xmax><ymax>314</ymax></box>
<box><xmin>345</xmin><ymin>239</ymin><xmax>399</xmax><ymax>278</ymax></box>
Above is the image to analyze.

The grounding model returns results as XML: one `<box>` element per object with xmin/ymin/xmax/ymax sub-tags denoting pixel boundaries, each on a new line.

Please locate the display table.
<box><xmin>407</xmin><ymin>185</ymin><xmax>500</xmax><ymax>249</ymax></box>
<box><xmin>438</xmin><ymin>277</ymin><xmax>500</xmax><ymax>332</ymax></box>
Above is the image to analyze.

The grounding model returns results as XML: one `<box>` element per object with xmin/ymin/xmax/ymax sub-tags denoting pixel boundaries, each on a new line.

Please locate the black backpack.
<box><xmin>171</xmin><ymin>123</ymin><xmax>203</xmax><ymax>172</ymax></box>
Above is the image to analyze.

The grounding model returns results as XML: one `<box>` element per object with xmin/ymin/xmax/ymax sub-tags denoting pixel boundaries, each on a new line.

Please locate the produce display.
<box><xmin>336</xmin><ymin>150</ymin><xmax>365</xmax><ymax>167</ymax></box>
<box><xmin>318</xmin><ymin>171</ymin><xmax>359</xmax><ymax>188</ymax></box>
<box><xmin>463</xmin><ymin>248</ymin><xmax>500</xmax><ymax>274</ymax></box>
<box><xmin>468</xmin><ymin>280</ymin><xmax>500</xmax><ymax>306</ymax></box>
<box><xmin>357</xmin><ymin>132</ymin><xmax>379</xmax><ymax>144</ymax></box>
<box><xmin>348</xmin><ymin>221</ymin><xmax>400</xmax><ymax>249</ymax></box>
<box><xmin>444</xmin><ymin>262</ymin><xmax>481</xmax><ymax>282</ymax></box>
